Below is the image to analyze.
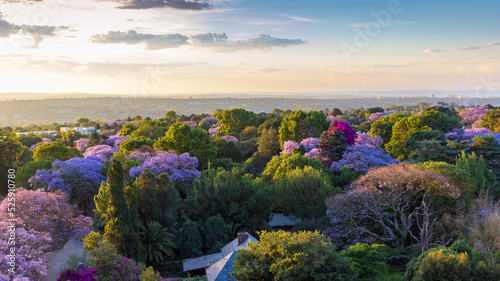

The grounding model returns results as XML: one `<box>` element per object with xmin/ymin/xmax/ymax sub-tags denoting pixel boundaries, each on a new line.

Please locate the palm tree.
<box><xmin>140</xmin><ymin>221</ymin><xmax>175</xmax><ymax>264</ymax></box>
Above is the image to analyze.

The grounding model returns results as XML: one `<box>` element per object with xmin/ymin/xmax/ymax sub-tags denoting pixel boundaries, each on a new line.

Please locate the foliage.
<box><xmin>237</xmin><ymin>138</ymin><xmax>258</xmax><ymax>160</ymax></box>
<box><xmin>256</xmin><ymin>128</ymin><xmax>280</xmax><ymax>157</ymax></box>
<box><xmin>471</xmin><ymin>135</ymin><xmax>500</xmax><ymax>180</ymax></box>
<box><xmin>0</xmin><ymin>129</ymin><xmax>24</xmax><ymax>194</ymax></box>
<box><xmin>177</xmin><ymin>219</ymin><xmax>203</xmax><ymax>258</ymax></box>
<box><xmin>369</xmin><ymin>113</ymin><xmax>409</xmax><ymax>149</ymax></box>
<box><xmin>331</xmin><ymin>120</ymin><xmax>356</xmax><ymax>145</ymax></box>
<box><xmin>445</xmin><ymin>128</ymin><xmax>500</xmax><ymax>144</ymax></box>
<box><xmin>355</xmin><ymin>132</ymin><xmax>383</xmax><ymax>146</ymax></box>
<box><xmin>278</xmin><ymin>110</ymin><xmax>329</xmax><ymax>147</ymax></box>
<box><xmin>280</xmin><ymin>140</ymin><xmax>300</xmax><ymax>154</ymax></box>
<box><xmin>460</xmin><ymin>106</ymin><xmax>490</xmax><ymax>126</ymax></box>
<box><xmin>139</xmin><ymin>267</ymin><xmax>161</xmax><ymax>281</ymax></box>
<box><xmin>318</xmin><ymin>128</ymin><xmax>348</xmax><ymax>165</ymax></box>
<box><xmin>300</xmin><ymin>137</ymin><xmax>320</xmax><ymax>152</ymax></box>
<box><xmin>88</xmin><ymin>241</ymin><xmax>146</xmax><ymax>281</ymax></box>
<box><xmin>385</xmin><ymin>115</ymin><xmax>429</xmax><ymax>160</ymax></box>
<box><xmin>455</xmin><ymin>152</ymin><xmax>498</xmax><ymax>197</ymax></box>
<box><xmin>216</xmin><ymin>108</ymin><xmax>259</xmax><ymax>137</ymax></box>
<box><xmin>130</xmin><ymin>122</ymin><xmax>164</xmax><ymax>140</ymax></box>
<box><xmin>232</xmin><ymin>230</ymin><xmax>356</xmax><ymax>281</ymax></box>
<box><xmin>421</xmin><ymin>110</ymin><xmax>461</xmax><ymax>133</ymax></box>
<box><xmin>140</xmin><ymin>221</ymin><xmax>175</xmax><ymax>264</ymax></box>
<box><xmin>154</xmin><ymin>123</ymin><xmax>216</xmax><ymax>168</ymax></box>
<box><xmin>120</xmin><ymin>123</ymin><xmax>137</xmax><ymax>136</ymax></box>
<box><xmin>30</xmin><ymin>137</ymin><xmax>52</xmax><ymax>150</ymax></box>
<box><xmin>97</xmin><ymin>160</ymin><xmax>142</xmax><ymax>259</ymax></box>
<box><xmin>273</xmin><ymin>166</ymin><xmax>340</xmax><ymax>219</ymax></box>
<box><xmin>83</xmin><ymin>231</ymin><xmax>102</xmax><ymax>252</ymax></box>
<box><xmin>213</xmin><ymin>139</ymin><xmax>240</xmax><ymax>162</ymax></box>
<box><xmin>327</xmin><ymin>163</ymin><xmax>461</xmax><ymax>251</ymax></box>
<box><xmin>330</xmin><ymin>144</ymin><xmax>399</xmax><ymax>175</ymax></box>
<box><xmin>478</xmin><ymin>109</ymin><xmax>500</xmax><ymax>133</ymax></box>
<box><xmin>29</xmin><ymin>157</ymin><xmax>105</xmax><ymax>214</ymax></box>
<box><xmin>262</xmin><ymin>152</ymin><xmax>324</xmax><ymax>181</ymax></box>
<box><xmin>120</xmin><ymin>137</ymin><xmax>155</xmax><ymax>153</ymax></box>
<box><xmin>16</xmin><ymin>157</ymin><xmax>56</xmax><ymax>188</ymax></box>
<box><xmin>203</xmin><ymin>215</ymin><xmax>227</xmax><ymax>253</ymax></box>
<box><xmin>341</xmin><ymin>243</ymin><xmax>392</xmax><ymax>280</ymax></box>
<box><xmin>88</xmin><ymin>130</ymin><xmax>102</xmax><ymax>147</ymax></box>
<box><xmin>240</xmin><ymin>126</ymin><xmax>258</xmax><ymax>141</ymax></box>
<box><xmin>33</xmin><ymin>141</ymin><xmax>83</xmax><ymax>161</ymax></box>
<box><xmin>187</xmin><ymin>168</ymin><xmax>272</xmax><ymax>232</ymax></box>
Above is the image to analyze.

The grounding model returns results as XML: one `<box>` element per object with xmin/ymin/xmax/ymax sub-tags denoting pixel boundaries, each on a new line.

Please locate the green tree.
<box><xmin>478</xmin><ymin>109</ymin><xmax>500</xmax><ymax>133</ymax></box>
<box><xmin>120</xmin><ymin>136</ymin><xmax>155</xmax><ymax>153</ymax></box>
<box><xmin>154</xmin><ymin>123</ymin><xmax>216</xmax><ymax>168</ymax></box>
<box><xmin>88</xmin><ymin>130</ymin><xmax>101</xmax><ymax>147</ymax></box>
<box><xmin>455</xmin><ymin>152</ymin><xmax>498</xmax><ymax>197</ymax></box>
<box><xmin>203</xmin><ymin>215</ymin><xmax>227</xmax><ymax>253</ymax></box>
<box><xmin>232</xmin><ymin>230</ymin><xmax>356</xmax><ymax>281</ymax></box>
<box><xmin>406</xmin><ymin>130</ymin><xmax>449</xmax><ymax>163</ymax></box>
<box><xmin>140</xmin><ymin>221</ymin><xmax>175</xmax><ymax>264</ymax></box>
<box><xmin>61</xmin><ymin>129</ymin><xmax>82</xmax><ymax>147</ymax></box>
<box><xmin>216</xmin><ymin>108</ymin><xmax>259</xmax><ymax>137</ymax></box>
<box><xmin>16</xmin><ymin>157</ymin><xmax>56</xmax><ymax>188</ymax></box>
<box><xmin>177</xmin><ymin>219</ymin><xmax>203</xmax><ymax>258</ymax></box>
<box><xmin>120</xmin><ymin>123</ymin><xmax>137</xmax><ymax>137</ymax></box>
<box><xmin>0</xmin><ymin>129</ymin><xmax>23</xmax><ymax>195</ymax></box>
<box><xmin>369</xmin><ymin>113</ymin><xmax>409</xmax><ymax>148</ymax></box>
<box><xmin>256</xmin><ymin>128</ymin><xmax>280</xmax><ymax>157</ymax></box>
<box><xmin>471</xmin><ymin>135</ymin><xmax>500</xmax><ymax>180</ymax></box>
<box><xmin>99</xmin><ymin>160</ymin><xmax>142</xmax><ymax>259</ymax></box>
<box><xmin>341</xmin><ymin>243</ymin><xmax>392</xmax><ymax>281</ymax></box>
<box><xmin>33</xmin><ymin>141</ymin><xmax>82</xmax><ymax>161</ymax></box>
<box><xmin>273</xmin><ymin>166</ymin><xmax>340</xmax><ymax>219</ymax></box>
<box><xmin>421</xmin><ymin>110</ymin><xmax>461</xmax><ymax>133</ymax></box>
<box><xmin>262</xmin><ymin>152</ymin><xmax>324</xmax><ymax>182</ymax></box>
<box><xmin>187</xmin><ymin>168</ymin><xmax>272</xmax><ymax>232</ymax></box>
<box><xmin>278</xmin><ymin>110</ymin><xmax>329</xmax><ymax>147</ymax></box>
<box><xmin>18</xmin><ymin>133</ymin><xmax>42</xmax><ymax>147</ymax></box>
<box><xmin>213</xmin><ymin>139</ymin><xmax>240</xmax><ymax>162</ymax></box>
<box><xmin>386</xmin><ymin>115</ymin><xmax>429</xmax><ymax>160</ymax></box>
<box><xmin>130</xmin><ymin>121</ymin><xmax>164</xmax><ymax>140</ymax></box>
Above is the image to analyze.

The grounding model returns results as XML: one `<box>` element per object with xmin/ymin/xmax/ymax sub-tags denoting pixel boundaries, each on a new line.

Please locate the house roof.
<box><xmin>269</xmin><ymin>213</ymin><xmax>301</xmax><ymax>227</ymax></box>
<box><xmin>182</xmin><ymin>252</ymin><xmax>223</xmax><ymax>272</ymax></box>
<box><xmin>206</xmin><ymin>252</ymin><xmax>237</xmax><ymax>281</ymax></box>
<box><xmin>220</xmin><ymin>233</ymin><xmax>258</xmax><ymax>257</ymax></box>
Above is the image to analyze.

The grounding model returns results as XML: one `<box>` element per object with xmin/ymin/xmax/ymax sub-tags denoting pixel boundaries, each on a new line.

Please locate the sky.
<box><xmin>0</xmin><ymin>0</ymin><xmax>499</xmax><ymax>96</ymax></box>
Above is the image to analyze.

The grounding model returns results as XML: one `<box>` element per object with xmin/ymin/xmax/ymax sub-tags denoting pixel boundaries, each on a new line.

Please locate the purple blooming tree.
<box><xmin>367</xmin><ymin>112</ymin><xmax>388</xmax><ymax>122</ymax></box>
<box><xmin>84</xmin><ymin>144</ymin><xmax>117</xmax><ymax>162</ymax></box>
<box><xmin>209</xmin><ymin>125</ymin><xmax>221</xmax><ymax>138</ymax></box>
<box><xmin>326</xmin><ymin>163</ymin><xmax>461</xmax><ymax>252</ymax></box>
<box><xmin>460</xmin><ymin>106</ymin><xmax>489</xmax><ymax>126</ymax></box>
<box><xmin>445</xmin><ymin>128</ymin><xmax>500</xmax><ymax>144</ymax></box>
<box><xmin>327</xmin><ymin>115</ymin><xmax>338</xmax><ymax>124</ymax></box>
<box><xmin>104</xmin><ymin>134</ymin><xmax>130</xmax><ymax>149</ymax></box>
<box><xmin>280</xmin><ymin>140</ymin><xmax>300</xmax><ymax>154</ymax></box>
<box><xmin>205</xmin><ymin>117</ymin><xmax>218</xmax><ymax>125</ymax></box>
<box><xmin>29</xmin><ymin>158</ymin><xmax>105</xmax><ymax>214</ymax></box>
<box><xmin>355</xmin><ymin>132</ymin><xmax>384</xmax><ymax>147</ymax></box>
<box><xmin>300</xmin><ymin>137</ymin><xmax>320</xmax><ymax>152</ymax></box>
<box><xmin>30</xmin><ymin>138</ymin><xmax>52</xmax><ymax>150</ymax></box>
<box><xmin>77</xmin><ymin>138</ymin><xmax>90</xmax><ymax>152</ymax></box>
<box><xmin>129</xmin><ymin>152</ymin><xmax>200</xmax><ymax>189</ymax></box>
<box><xmin>221</xmin><ymin>135</ymin><xmax>238</xmax><ymax>144</ymax></box>
<box><xmin>331</xmin><ymin>121</ymin><xmax>356</xmax><ymax>145</ymax></box>
<box><xmin>330</xmin><ymin>144</ymin><xmax>399</xmax><ymax>174</ymax></box>
<box><xmin>304</xmin><ymin>147</ymin><xmax>321</xmax><ymax>159</ymax></box>
<box><xmin>183</xmin><ymin>121</ymin><xmax>198</xmax><ymax>129</ymax></box>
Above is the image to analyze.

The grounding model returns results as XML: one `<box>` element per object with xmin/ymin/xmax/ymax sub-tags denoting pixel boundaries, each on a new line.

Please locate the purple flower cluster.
<box><xmin>129</xmin><ymin>152</ymin><xmax>200</xmax><ymax>186</ymax></box>
<box><xmin>95</xmin><ymin>256</ymin><xmax>145</xmax><ymax>281</ymax></box>
<box><xmin>30</xmin><ymin>138</ymin><xmax>52</xmax><ymax>150</ymax></box>
<box><xmin>326</xmin><ymin>115</ymin><xmax>338</xmax><ymax>124</ymax></box>
<box><xmin>355</xmin><ymin>132</ymin><xmax>383</xmax><ymax>147</ymax></box>
<box><xmin>367</xmin><ymin>112</ymin><xmax>387</xmax><ymax>122</ymax></box>
<box><xmin>459</xmin><ymin>106</ymin><xmax>489</xmax><ymax>125</ymax></box>
<box><xmin>106</xmin><ymin>121</ymin><xmax>139</xmax><ymax>126</ymax></box>
<box><xmin>330</xmin><ymin>144</ymin><xmax>399</xmax><ymax>174</ymax></box>
<box><xmin>57</xmin><ymin>265</ymin><xmax>97</xmax><ymax>281</ymax></box>
<box><xmin>77</xmin><ymin>138</ymin><xmax>90</xmax><ymax>152</ymax></box>
<box><xmin>29</xmin><ymin>157</ymin><xmax>105</xmax><ymax>194</ymax></box>
<box><xmin>221</xmin><ymin>135</ymin><xmax>238</xmax><ymax>144</ymax></box>
<box><xmin>183</xmin><ymin>121</ymin><xmax>197</xmax><ymax>129</ymax></box>
<box><xmin>300</xmin><ymin>137</ymin><xmax>320</xmax><ymax>152</ymax></box>
<box><xmin>304</xmin><ymin>148</ymin><xmax>321</xmax><ymax>159</ymax></box>
<box><xmin>105</xmin><ymin>134</ymin><xmax>130</xmax><ymax>149</ymax></box>
<box><xmin>445</xmin><ymin>128</ymin><xmax>500</xmax><ymax>144</ymax></box>
<box><xmin>205</xmin><ymin>117</ymin><xmax>218</xmax><ymax>125</ymax></box>
<box><xmin>329</xmin><ymin>121</ymin><xmax>356</xmax><ymax>145</ymax></box>
<box><xmin>126</xmin><ymin>150</ymin><xmax>152</xmax><ymax>163</ymax></box>
<box><xmin>84</xmin><ymin>145</ymin><xmax>117</xmax><ymax>162</ymax></box>
<box><xmin>209</xmin><ymin>125</ymin><xmax>221</xmax><ymax>137</ymax></box>
<box><xmin>280</xmin><ymin>140</ymin><xmax>300</xmax><ymax>154</ymax></box>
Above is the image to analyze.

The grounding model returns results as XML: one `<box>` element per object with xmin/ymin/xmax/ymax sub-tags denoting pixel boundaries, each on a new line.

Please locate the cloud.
<box><xmin>244</xmin><ymin>67</ymin><xmax>286</xmax><ymax>74</ymax></box>
<box><xmin>90</xmin><ymin>30</ymin><xmax>189</xmax><ymax>50</ymax></box>
<box><xmin>90</xmin><ymin>30</ymin><xmax>306</xmax><ymax>52</ymax></box>
<box><xmin>424</xmin><ymin>42</ymin><xmax>500</xmax><ymax>54</ymax></box>
<box><xmin>282</xmin><ymin>14</ymin><xmax>323</xmax><ymax>23</ymax></box>
<box><xmin>350</xmin><ymin>20</ymin><xmax>424</xmax><ymax>28</ymax></box>
<box><xmin>0</xmin><ymin>13</ymin><xmax>68</xmax><ymax>48</ymax></box>
<box><xmin>93</xmin><ymin>0</ymin><xmax>210</xmax><ymax>10</ymax></box>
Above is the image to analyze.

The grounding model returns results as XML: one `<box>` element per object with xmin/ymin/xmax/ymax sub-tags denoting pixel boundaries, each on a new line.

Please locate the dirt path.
<box><xmin>44</xmin><ymin>239</ymin><xmax>85</xmax><ymax>281</ymax></box>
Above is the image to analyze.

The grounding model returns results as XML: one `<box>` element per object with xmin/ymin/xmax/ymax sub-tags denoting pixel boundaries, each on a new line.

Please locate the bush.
<box><xmin>405</xmin><ymin>247</ymin><xmax>470</xmax><ymax>281</ymax></box>
<box><xmin>57</xmin><ymin>264</ymin><xmax>97</xmax><ymax>281</ymax></box>
<box><xmin>341</xmin><ymin>243</ymin><xmax>392</xmax><ymax>280</ymax></box>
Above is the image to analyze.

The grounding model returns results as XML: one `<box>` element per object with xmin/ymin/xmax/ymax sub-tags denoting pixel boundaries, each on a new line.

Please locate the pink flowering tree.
<box><xmin>0</xmin><ymin>189</ymin><xmax>92</xmax><ymax>280</ymax></box>
<box><xmin>183</xmin><ymin>121</ymin><xmax>198</xmax><ymax>129</ymax></box>
<box><xmin>445</xmin><ymin>128</ymin><xmax>500</xmax><ymax>144</ymax></box>
<box><xmin>367</xmin><ymin>112</ymin><xmax>388</xmax><ymax>122</ymax></box>
<box><xmin>83</xmin><ymin>144</ymin><xmax>117</xmax><ymax>162</ymax></box>
<box><xmin>209</xmin><ymin>125</ymin><xmax>221</xmax><ymax>138</ymax></box>
<box><xmin>326</xmin><ymin>163</ymin><xmax>461</xmax><ymax>252</ymax></box>
<box><xmin>76</xmin><ymin>138</ymin><xmax>89</xmax><ymax>152</ymax></box>
<box><xmin>355</xmin><ymin>132</ymin><xmax>384</xmax><ymax>147</ymax></box>
<box><xmin>30</xmin><ymin>138</ymin><xmax>52</xmax><ymax>150</ymax></box>
<box><xmin>280</xmin><ymin>140</ymin><xmax>300</xmax><ymax>155</ymax></box>
<box><xmin>460</xmin><ymin>106</ymin><xmax>489</xmax><ymax>126</ymax></box>
<box><xmin>104</xmin><ymin>134</ymin><xmax>130</xmax><ymax>149</ymax></box>
<box><xmin>304</xmin><ymin>148</ymin><xmax>321</xmax><ymax>159</ymax></box>
<box><xmin>331</xmin><ymin>121</ymin><xmax>356</xmax><ymax>145</ymax></box>
<box><xmin>221</xmin><ymin>135</ymin><xmax>238</xmax><ymax>144</ymax></box>
<box><xmin>330</xmin><ymin>144</ymin><xmax>399</xmax><ymax>175</ymax></box>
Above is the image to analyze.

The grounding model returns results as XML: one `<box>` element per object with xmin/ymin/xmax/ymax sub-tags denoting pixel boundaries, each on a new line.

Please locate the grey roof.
<box><xmin>183</xmin><ymin>252</ymin><xmax>223</xmax><ymax>272</ymax></box>
<box><xmin>206</xmin><ymin>252</ymin><xmax>237</xmax><ymax>281</ymax></box>
<box><xmin>220</xmin><ymin>233</ymin><xmax>258</xmax><ymax>257</ymax></box>
<box><xmin>269</xmin><ymin>213</ymin><xmax>301</xmax><ymax>227</ymax></box>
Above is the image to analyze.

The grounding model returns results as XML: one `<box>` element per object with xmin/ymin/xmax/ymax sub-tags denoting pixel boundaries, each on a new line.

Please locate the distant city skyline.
<box><xmin>0</xmin><ymin>0</ymin><xmax>499</xmax><ymax>96</ymax></box>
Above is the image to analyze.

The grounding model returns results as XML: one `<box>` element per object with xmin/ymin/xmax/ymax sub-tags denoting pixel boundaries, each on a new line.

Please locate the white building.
<box><xmin>60</xmin><ymin>127</ymin><xmax>100</xmax><ymax>134</ymax></box>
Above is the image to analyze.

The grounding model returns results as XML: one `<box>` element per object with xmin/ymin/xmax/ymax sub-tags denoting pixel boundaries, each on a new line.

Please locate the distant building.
<box><xmin>446</xmin><ymin>93</ymin><xmax>451</xmax><ymax>97</ymax></box>
<box><xmin>16</xmin><ymin>131</ymin><xmax>58</xmax><ymax>136</ymax></box>
<box><xmin>60</xmin><ymin>127</ymin><xmax>100</xmax><ymax>134</ymax></box>
<box><xmin>431</xmin><ymin>94</ymin><xmax>436</xmax><ymax>98</ymax></box>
